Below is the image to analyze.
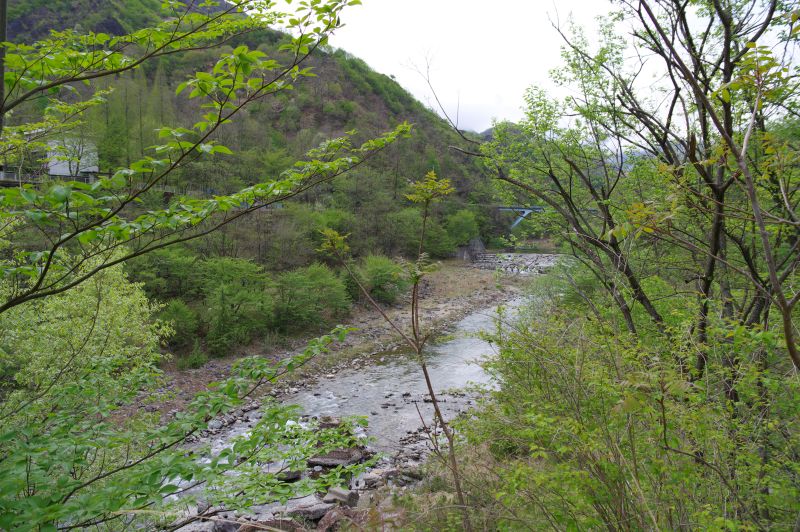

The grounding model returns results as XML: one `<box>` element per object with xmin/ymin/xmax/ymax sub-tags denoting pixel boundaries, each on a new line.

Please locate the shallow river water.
<box><xmin>174</xmin><ymin>269</ymin><xmax>548</xmax><ymax>527</ymax></box>
<box><xmin>201</xmin><ymin>296</ymin><xmax>524</xmax><ymax>460</ymax></box>
<box><xmin>286</xmin><ymin>296</ymin><xmax>522</xmax><ymax>453</ymax></box>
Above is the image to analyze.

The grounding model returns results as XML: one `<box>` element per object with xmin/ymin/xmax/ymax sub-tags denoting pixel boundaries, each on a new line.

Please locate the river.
<box><xmin>201</xmin><ymin>296</ymin><xmax>524</xmax><ymax>463</ymax></box>
<box><xmin>175</xmin><ymin>259</ymin><xmax>554</xmax><ymax>529</ymax></box>
<box><xmin>288</xmin><ymin>297</ymin><xmax>520</xmax><ymax>454</ymax></box>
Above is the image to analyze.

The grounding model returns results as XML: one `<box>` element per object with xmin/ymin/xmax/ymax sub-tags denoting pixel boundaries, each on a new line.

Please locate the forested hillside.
<box><xmin>5</xmin><ymin>0</ymin><xmax>503</xmax><ymax>365</ymax></box>
<box><xmin>8</xmin><ymin>0</ymin><xmax>167</xmax><ymax>41</ymax></box>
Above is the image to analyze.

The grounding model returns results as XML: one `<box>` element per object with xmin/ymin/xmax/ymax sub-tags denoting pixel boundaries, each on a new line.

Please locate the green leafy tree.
<box><xmin>273</xmin><ymin>263</ymin><xmax>350</xmax><ymax>332</ymax></box>
<box><xmin>201</xmin><ymin>257</ymin><xmax>272</xmax><ymax>356</ymax></box>
<box><xmin>445</xmin><ymin>208</ymin><xmax>479</xmax><ymax>246</ymax></box>
<box><xmin>128</xmin><ymin>246</ymin><xmax>201</xmax><ymax>300</ymax></box>
<box><xmin>348</xmin><ymin>254</ymin><xmax>408</xmax><ymax>304</ymax></box>
<box><xmin>0</xmin><ymin>254</ymin><xmax>165</xmax><ymax>400</ymax></box>
<box><xmin>158</xmin><ymin>298</ymin><xmax>199</xmax><ymax>349</ymax></box>
<box><xmin>388</xmin><ymin>207</ymin><xmax>454</xmax><ymax>258</ymax></box>
<box><xmin>0</xmin><ymin>0</ymin><xmax>407</xmax><ymax>528</ymax></box>
<box><xmin>432</xmin><ymin>1</ymin><xmax>800</xmax><ymax>529</ymax></box>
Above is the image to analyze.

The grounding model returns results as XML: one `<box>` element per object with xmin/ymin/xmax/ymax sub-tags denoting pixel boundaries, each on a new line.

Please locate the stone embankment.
<box><xmin>472</xmin><ymin>252</ymin><xmax>559</xmax><ymax>274</ymax></box>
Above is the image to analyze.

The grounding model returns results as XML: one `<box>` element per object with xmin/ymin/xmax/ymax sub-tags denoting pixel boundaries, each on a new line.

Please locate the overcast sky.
<box><xmin>327</xmin><ymin>0</ymin><xmax>616</xmax><ymax>132</ymax></box>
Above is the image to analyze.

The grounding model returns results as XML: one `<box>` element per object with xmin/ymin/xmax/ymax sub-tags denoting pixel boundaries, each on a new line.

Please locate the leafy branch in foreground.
<box><xmin>0</xmin><ymin>123</ymin><xmax>410</xmax><ymax>313</ymax></box>
<box><xmin>0</xmin><ymin>0</ymin><xmax>392</xmax><ymax>315</ymax></box>
<box><xmin>0</xmin><ymin>290</ymin><xmax>358</xmax><ymax>530</ymax></box>
<box><xmin>0</xmin><ymin>0</ymin><xmax>397</xmax><ymax>528</ymax></box>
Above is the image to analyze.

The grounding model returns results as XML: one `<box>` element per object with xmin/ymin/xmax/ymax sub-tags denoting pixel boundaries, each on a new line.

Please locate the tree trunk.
<box><xmin>0</xmin><ymin>0</ymin><xmax>7</xmax><ymax>139</ymax></box>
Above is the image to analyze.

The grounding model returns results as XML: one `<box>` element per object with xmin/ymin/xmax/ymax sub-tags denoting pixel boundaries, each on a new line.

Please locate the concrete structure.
<box><xmin>45</xmin><ymin>138</ymin><xmax>99</xmax><ymax>177</ymax></box>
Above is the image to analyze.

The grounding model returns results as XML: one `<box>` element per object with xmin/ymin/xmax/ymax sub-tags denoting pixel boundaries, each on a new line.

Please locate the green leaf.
<box><xmin>48</xmin><ymin>185</ymin><xmax>72</xmax><ymax>204</ymax></box>
<box><xmin>212</xmin><ymin>145</ymin><xmax>234</xmax><ymax>155</ymax></box>
<box><xmin>20</xmin><ymin>189</ymin><xmax>37</xmax><ymax>203</ymax></box>
<box><xmin>77</xmin><ymin>230</ymin><xmax>98</xmax><ymax>245</ymax></box>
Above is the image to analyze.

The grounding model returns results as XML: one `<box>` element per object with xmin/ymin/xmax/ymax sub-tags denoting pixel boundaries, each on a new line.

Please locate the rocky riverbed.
<box><xmin>168</xmin><ymin>256</ymin><xmax>558</xmax><ymax>530</ymax></box>
<box><xmin>149</xmin><ymin>262</ymin><xmax>533</xmax><ymax>417</ymax></box>
<box><xmin>472</xmin><ymin>252</ymin><xmax>560</xmax><ymax>274</ymax></box>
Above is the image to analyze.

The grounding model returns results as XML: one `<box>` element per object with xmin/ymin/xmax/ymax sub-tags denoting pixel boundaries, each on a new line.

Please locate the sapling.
<box><xmin>321</xmin><ymin>170</ymin><xmax>473</xmax><ymax>531</ymax></box>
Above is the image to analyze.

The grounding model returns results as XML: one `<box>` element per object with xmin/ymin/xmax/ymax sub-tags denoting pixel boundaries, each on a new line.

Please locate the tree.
<box><xmin>0</xmin><ymin>1</ymin><xmax>406</xmax><ymax>528</ymax></box>
<box><xmin>0</xmin><ymin>0</ymin><xmax>408</xmax><ymax>315</ymax></box>
<box><xmin>445</xmin><ymin>208</ymin><xmax>479</xmax><ymax>246</ymax></box>
<box><xmin>322</xmin><ymin>170</ymin><xmax>474</xmax><ymax>532</ymax></box>
<box><xmin>477</xmin><ymin>1</ymin><xmax>800</xmax><ymax>366</ymax></box>
<box><xmin>0</xmin><ymin>253</ymin><xmax>165</xmax><ymax>400</ymax></box>
<box><xmin>435</xmin><ymin>0</ymin><xmax>800</xmax><ymax>528</ymax></box>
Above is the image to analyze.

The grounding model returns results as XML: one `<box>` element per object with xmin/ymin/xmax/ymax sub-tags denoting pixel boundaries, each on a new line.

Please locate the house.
<box><xmin>45</xmin><ymin>137</ymin><xmax>99</xmax><ymax>178</ymax></box>
<box><xmin>0</xmin><ymin>135</ymin><xmax>100</xmax><ymax>185</ymax></box>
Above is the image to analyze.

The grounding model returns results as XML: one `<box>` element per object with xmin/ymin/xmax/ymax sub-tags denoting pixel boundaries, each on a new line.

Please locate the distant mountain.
<box><xmin>7</xmin><ymin>1</ymin><xmax>501</xmax><ymax>231</ymax></box>
<box><xmin>8</xmin><ymin>0</ymin><xmax>163</xmax><ymax>42</ymax></box>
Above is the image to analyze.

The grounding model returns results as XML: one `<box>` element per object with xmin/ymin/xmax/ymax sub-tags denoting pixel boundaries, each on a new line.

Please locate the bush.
<box><xmin>176</xmin><ymin>340</ymin><xmax>208</xmax><ymax>370</ymax></box>
<box><xmin>205</xmin><ymin>283</ymin><xmax>273</xmax><ymax>357</ymax></box>
<box><xmin>0</xmin><ymin>259</ymin><xmax>166</xmax><ymax>395</ymax></box>
<box><xmin>274</xmin><ymin>263</ymin><xmax>350</xmax><ymax>331</ymax></box>
<box><xmin>127</xmin><ymin>246</ymin><xmax>200</xmax><ymax>300</ymax></box>
<box><xmin>387</xmin><ymin>208</ymin><xmax>455</xmax><ymax>259</ymax></box>
<box><xmin>158</xmin><ymin>299</ymin><xmax>199</xmax><ymax>348</ymax></box>
<box><xmin>321</xmin><ymin>99</ymin><xmax>355</xmax><ymax>122</ymax></box>
<box><xmin>454</xmin><ymin>268</ymin><xmax>800</xmax><ymax>530</ymax></box>
<box><xmin>445</xmin><ymin>209</ymin><xmax>480</xmax><ymax>246</ymax></box>
<box><xmin>158</xmin><ymin>299</ymin><xmax>200</xmax><ymax>347</ymax></box>
<box><xmin>354</xmin><ymin>255</ymin><xmax>408</xmax><ymax>304</ymax></box>
<box><xmin>201</xmin><ymin>258</ymin><xmax>272</xmax><ymax>357</ymax></box>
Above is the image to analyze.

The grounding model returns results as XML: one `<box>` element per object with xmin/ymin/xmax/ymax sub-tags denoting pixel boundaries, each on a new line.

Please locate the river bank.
<box><xmin>151</xmin><ymin>260</ymin><xmax>531</xmax><ymax>416</ymax></box>
<box><xmin>168</xmin><ymin>255</ymin><xmax>559</xmax><ymax>531</ymax></box>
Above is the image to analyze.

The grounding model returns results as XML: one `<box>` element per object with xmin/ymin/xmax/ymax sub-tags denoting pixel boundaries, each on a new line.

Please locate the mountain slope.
<box><xmin>8</xmin><ymin>0</ymin><xmax>166</xmax><ymax>41</ymax></box>
<box><xmin>8</xmin><ymin>2</ymin><xmax>507</xmax><ymax>263</ymax></box>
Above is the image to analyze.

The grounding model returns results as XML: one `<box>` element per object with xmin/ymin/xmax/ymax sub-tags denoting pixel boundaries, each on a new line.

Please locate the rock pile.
<box><xmin>180</xmin><ymin>486</ymin><xmax>368</xmax><ymax>531</ymax></box>
<box><xmin>472</xmin><ymin>252</ymin><xmax>559</xmax><ymax>275</ymax></box>
<box><xmin>177</xmin><ymin>415</ymin><xmax>419</xmax><ymax>531</ymax></box>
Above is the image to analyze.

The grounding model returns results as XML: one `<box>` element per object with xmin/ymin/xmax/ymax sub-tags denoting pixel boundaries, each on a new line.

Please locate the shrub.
<box><xmin>0</xmin><ymin>257</ymin><xmax>166</xmax><ymax>400</ymax></box>
<box><xmin>321</xmin><ymin>99</ymin><xmax>355</xmax><ymax>122</ymax></box>
<box><xmin>158</xmin><ymin>299</ymin><xmax>199</xmax><ymax>348</ymax></box>
<box><xmin>274</xmin><ymin>263</ymin><xmax>350</xmax><ymax>331</ymax></box>
<box><xmin>205</xmin><ymin>283</ymin><xmax>273</xmax><ymax>357</ymax></box>
<box><xmin>445</xmin><ymin>209</ymin><xmax>480</xmax><ymax>246</ymax></box>
<box><xmin>201</xmin><ymin>258</ymin><xmax>272</xmax><ymax>357</ymax></box>
<box><xmin>279</xmin><ymin>103</ymin><xmax>301</xmax><ymax>130</ymax></box>
<box><xmin>127</xmin><ymin>246</ymin><xmax>200</xmax><ymax>300</ymax></box>
<box><xmin>455</xmin><ymin>269</ymin><xmax>800</xmax><ymax>530</ymax></box>
<box><xmin>354</xmin><ymin>255</ymin><xmax>408</xmax><ymax>304</ymax></box>
<box><xmin>387</xmin><ymin>207</ymin><xmax>455</xmax><ymax>259</ymax></box>
<box><xmin>176</xmin><ymin>340</ymin><xmax>208</xmax><ymax>370</ymax></box>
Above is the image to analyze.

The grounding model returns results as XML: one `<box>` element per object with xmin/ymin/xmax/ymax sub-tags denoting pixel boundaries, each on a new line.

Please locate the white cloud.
<box><xmin>328</xmin><ymin>0</ymin><xmax>616</xmax><ymax>131</ymax></box>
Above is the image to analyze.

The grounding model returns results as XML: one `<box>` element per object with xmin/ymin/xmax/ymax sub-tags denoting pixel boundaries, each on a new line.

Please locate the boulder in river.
<box><xmin>318</xmin><ymin>416</ymin><xmax>341</xmax><ymax>429</ymax></box>
<box><xmin>322</xmin><ymin>486</ymin><xmax>359</xmax><ymax>507</ymax></box>
<box><xmin>307</xmin><ymin>448</ymin><xmax>364</xmax><ymax>468</ymax></box>
<box><xmin>211</xmin><ymin>518</ymin><xmax>241</xmax><ymax>532</ymax></box>
<box><xmin>236</xmin><ymin>517</ymin><xmax>303</xmax><ymax>531</ymax></box>
<box><xmin>286</xmin><ymin>499</ymin><xmax>334</xmax><ymax>521</ymax></box>
<box><xmin>276</xmin><ymin>469</ymin><xmax>302</xmax><ymax>482</ymax></box>
<box><xmin>316</xmin><ymin>507</ymin><xmax>368</xmax><ymax>531</ymax></box>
